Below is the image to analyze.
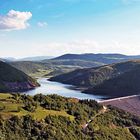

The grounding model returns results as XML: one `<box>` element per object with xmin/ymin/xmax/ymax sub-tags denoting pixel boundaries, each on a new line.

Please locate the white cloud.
<box><xmin>36</xmin><ymin>39</ymin><xmax>99</xmax><ymax>56</ymax></box>
<box><xmin>37</xmin><ymin>22</ymin><xmax>48</xmax><ymax>27</ymax></box>
<box><xmin>33</xmin><ymin>39</ymin><xmax>140</xmax><ymax>57</ymax></box>
<box><xmin>0</xmin><ymin>10</ymin><xmax>32</xmax><ymax>31</ymax></box>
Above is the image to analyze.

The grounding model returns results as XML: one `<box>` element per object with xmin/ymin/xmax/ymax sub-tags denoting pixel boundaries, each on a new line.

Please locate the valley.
<box><xmin>23</xmin><ymin>78</ymin><xmax>105</xmax><ymax>100</ymax></box>
<box><xmin>50</xmin><ymin>60</ymin><xmax>140</xmax><ymax>98</ymax></box>
<box><xmin>1</xmin><ymin>1</ymin><xmax>140</xmax><ymax>139</ymax></box>
<box><xmin>0</xmin><ymin>53</ymin><xmax>140</xmax><ymax>140</ymax></box>
<box><xmin>7</xmin><ymin>54</ymin><xmax>140</xmax><ymax>99</ymax></box>
<box><xmin>9</xmin><ymin>53</ymin><xmax>140</xmax><ymax>78</ymax></box>
<box><xmin>1</xmin><ymin>53</ymin><xmax>140</xmax><ymax>103</ymax></box>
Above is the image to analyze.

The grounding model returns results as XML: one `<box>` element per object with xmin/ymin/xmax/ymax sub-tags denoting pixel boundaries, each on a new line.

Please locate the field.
<box><xmin>29</xmin><ymin>69</ymin><xmax>52</xmax><ymax>78</ymax></box>
<box><xmin>0</xmin><ymin>93</ymin><xmax>74</xmax><ymax>121</ymax></box>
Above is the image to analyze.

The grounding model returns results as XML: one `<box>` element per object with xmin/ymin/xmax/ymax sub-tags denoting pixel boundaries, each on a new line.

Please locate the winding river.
<box><xmin>24</xmin><ymin>78</ymin><xmax>105</xmax><ymax>101</ymax></box>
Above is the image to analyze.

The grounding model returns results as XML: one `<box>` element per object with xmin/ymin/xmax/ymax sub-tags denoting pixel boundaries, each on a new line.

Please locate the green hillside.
<box><xmin>10</xmin><ymin>61</ymin><xmax>47</xmax><ymax>74</ymax></box>
<box><xmin>0</xmin><ymin>61</ymin><xmax>39</xmax><ymax>92</ymax></box>
<box><xmin>49</xmin><ymin>60</ymin><xmax>140</xmax><ymax>86</ymax></box>
<box><xmin>0</xmin><ymin>93</ymin><xmax>140</xmax><ymax>140</ymax></box>
<box><xmin>86</xmin><ymin>65</ymin><xmax>140</xmax><ymax>97</ymax></box>
<box><xmin>43</xmin><ymin>59</ymin><xmax>105</xmax><ymax>68</ymax></box>
<box><xmin>11</xmin><ymin>53</ymin><xmax>140</xmax><ymax>78</ymax></box>
<box><xmin>50</xmin><ymin>60</ymin><xmax>140</xmax><ymax>97</ymax></box>
<box><xmin>10</xmin><ymin>61</ymin><xmax>79</xmax><ymax>78</ymax></box>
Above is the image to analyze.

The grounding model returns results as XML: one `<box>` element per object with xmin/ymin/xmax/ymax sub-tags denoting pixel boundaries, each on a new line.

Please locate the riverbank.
<box><xmin>23</xmin><ymin>78</ymin><xmax>105</xmax><ymax>100</ymax></box>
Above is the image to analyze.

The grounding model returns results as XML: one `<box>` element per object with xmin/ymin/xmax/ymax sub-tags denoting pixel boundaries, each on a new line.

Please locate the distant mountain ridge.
<box><xmin>52</xmin><ymin>53</ymin><xmax>140</xmax><ymax>64</ymax></box>
<box><xmin>1</xmin><ymin>56</ymin><xmax>54</xmax><ymax>62</ymax></box>
<box><xmin>0</xmin><ymin>61</ymin><xmax>39</xmax><ymax>92</ymax></box>
<box><xmin>19</xmin><ymin>56</ymin><xmax>54</xmax><ymax>61</ymax></box>
<box><xmin>53</xmin><ymin>53</ymin><xmax>126</xmax><ymax>60</ymax></box>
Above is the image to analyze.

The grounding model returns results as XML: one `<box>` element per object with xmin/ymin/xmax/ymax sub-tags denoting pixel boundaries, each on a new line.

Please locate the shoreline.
<box><xmin>35</xmin><ymin>77</ymin><xmax>140</xmax><ymax>101</ymax></box>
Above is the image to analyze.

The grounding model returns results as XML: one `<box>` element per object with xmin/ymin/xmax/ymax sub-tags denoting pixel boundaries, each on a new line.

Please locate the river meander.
<box><xmin>23</xmin><ymin>78</ymin><xmax>105</xmax><ymax>101</ymax></box>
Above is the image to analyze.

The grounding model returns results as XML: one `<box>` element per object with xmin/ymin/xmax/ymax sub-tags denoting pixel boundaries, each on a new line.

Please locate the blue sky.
<box><xmin>0</xmin><ymin>0</ymin><xmax>140</xmax><ymax>58</ymax></box>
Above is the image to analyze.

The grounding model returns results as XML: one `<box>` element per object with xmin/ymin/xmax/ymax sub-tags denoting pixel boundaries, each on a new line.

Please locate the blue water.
<box><xmin>23</xmin><ymin>78</ymin><xmax>105</xmax><ymax>101</ymax></box>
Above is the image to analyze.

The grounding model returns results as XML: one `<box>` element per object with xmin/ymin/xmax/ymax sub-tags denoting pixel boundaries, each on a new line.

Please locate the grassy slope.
<box><xmin>0</xmin><ymin>93</ymin><xmax>74</xmax><ymax>121</ymax></box>
<box><xmin>43</xmin><ymin>59</ymin><xmax>105</xmax><ymax>67</ymax></box>
<box><xmin>10</xmin><ymin>61</ymin><xmax>80</xmax><ymax>77</ymax></box>
<box><xmin>10</xmin><ymin>61</ymin><xmax>47</xmax><ymax>75</ymax></box>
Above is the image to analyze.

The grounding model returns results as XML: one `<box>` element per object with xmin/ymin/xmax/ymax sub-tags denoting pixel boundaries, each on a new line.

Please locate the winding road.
<box><xmin>82</xmin><ymin>106</ymin><xmax>108</xmax><ymax>130</ymax></box>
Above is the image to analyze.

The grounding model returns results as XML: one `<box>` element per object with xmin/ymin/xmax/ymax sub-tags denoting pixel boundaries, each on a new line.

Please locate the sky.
<box><xmin>0</xmin><ymin>0</ymin><xmax>140</xmax><ymax>58</ymax></box>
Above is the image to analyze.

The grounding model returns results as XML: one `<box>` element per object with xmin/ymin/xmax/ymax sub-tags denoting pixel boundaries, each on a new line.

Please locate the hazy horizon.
<box><xmin>2</xmin><ymin>52</ymin><xmax>140</xmax><ymax>60</ymax></box>
<box><xmin>0</xmin><ymin>0</ymin><xmax>140</xmax><ymax>58</ymax></box>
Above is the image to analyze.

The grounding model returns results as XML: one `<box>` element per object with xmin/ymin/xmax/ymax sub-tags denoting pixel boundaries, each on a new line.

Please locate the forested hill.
<box><xmin>0</xmin><ymin>93</ymin><xmax>140</xmax><ymax>140</ymax></box>
<box><xmin>50</xmin><ymin>60</ymin><xmax>140</xmax><ymax>97</ymax></box>
<box><xmin>10</xmin><ymin>61</ymin><xmax>46</xmax><ymax>75</ymax></box>
<box><xmin>86</xmin><ymin>64</ymin><xmax>140</xmax><ymax>97</ymax></box>
<box><xmin>10</xmin><ymin>53</ymin><xmax>140</xmax><ymax>77</ymax></box>
<box><xmin>0</xmin><ymin>61</ymin><xmax>39</xmax><ymax>92</ymax></box>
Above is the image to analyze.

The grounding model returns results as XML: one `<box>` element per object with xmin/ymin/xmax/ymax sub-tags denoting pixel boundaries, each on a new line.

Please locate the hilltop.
<box><xmin>0</xmin><ymin>61</ymin><xmax>39</xmax><ymax>92</ymax></box>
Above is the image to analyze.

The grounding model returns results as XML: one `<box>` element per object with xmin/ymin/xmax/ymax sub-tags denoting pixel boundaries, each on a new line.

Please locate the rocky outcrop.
<box><xmin>3</xmin><ymin>81</ymin><xmax>39</xmax><ymax>92</ymax></box>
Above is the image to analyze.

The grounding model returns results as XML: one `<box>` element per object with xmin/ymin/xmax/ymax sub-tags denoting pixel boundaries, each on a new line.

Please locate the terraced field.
<box><xmin>0</xmin><ymin>93</ymin><xmax>74</xmax><ymax>121</ymax></box>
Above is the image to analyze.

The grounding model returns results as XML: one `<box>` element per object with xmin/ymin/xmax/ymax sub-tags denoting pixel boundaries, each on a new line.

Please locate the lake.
<box><xmin>24</xmin><ymin>78</ymin><xmax>105</xmax><ymax>101</ymax></box>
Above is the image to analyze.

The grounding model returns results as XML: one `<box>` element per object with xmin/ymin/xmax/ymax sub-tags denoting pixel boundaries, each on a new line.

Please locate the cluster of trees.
<box><xmin>0</xmin><ymin>94</ymin><xmax>140</xmax><ymax>140</ymax></box>
<box><xmin>0</xmin><ymin>104</ymin><xmax>5</xmax><ymax>111</ymax></box>
<box><xmin>130</xmin><ymin>127</ymin><xmax>140</xmax><ymax>140</ymax></box>
<box><xmin>21</xmin><ymin>94</ymin><xmax>37</xmax><ymax>112</ymax></box>
<box><xmin>34</xmin><ymin>94</ymin><xmax>66</xmax><ymax>111</ymax></box>
<box><xmin>0</xmin><ymin>114</ymin><xmax>89</xmax><ymax>140</ymax></box>
<box><xmin>85</xmin><ymin>107</ymin><xmax>140</xmax><ymax>140</ymax></box>
<box><xmin>33</xmin><ymin>94</ymin><xmax>102</xmax><ymax>123</ymax></box>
